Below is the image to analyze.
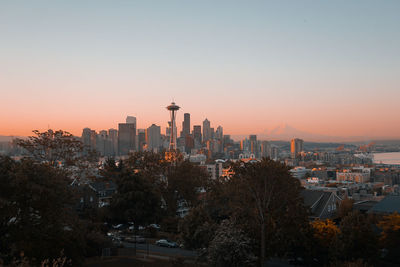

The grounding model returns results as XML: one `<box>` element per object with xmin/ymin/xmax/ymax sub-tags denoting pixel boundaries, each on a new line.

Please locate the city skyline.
<box><xmin>1</xmin><ymin>1</ymin><xmax>400</xmax><ymax>139</ymax></box>
<box><xmin>2</xmin><ymin>110</ymin><xmax>399</xmax><ymax>143</ymax></box>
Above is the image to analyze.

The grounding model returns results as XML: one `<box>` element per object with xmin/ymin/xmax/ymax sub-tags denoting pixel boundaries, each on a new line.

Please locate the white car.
<box><xmin>149</xmin><ymin>224</ymin><xmax>161</xmax><ymax>230</ymax></box>
<box><xmin>155</xmin><ymin>239</ymin><xmax>178</xmax><ymax>248</ymax></box>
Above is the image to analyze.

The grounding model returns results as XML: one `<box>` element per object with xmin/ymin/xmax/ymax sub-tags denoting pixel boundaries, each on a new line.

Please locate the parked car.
<box><xmin>155</xmin><ymin>239</ymin><xmax>178</xmax><ymax>248</ymax></box>
<box><xmin>112</xmin><ymin>224</ymin><xmax>126</xmax><ymax>230</ymax></box>
<box><xmin>128</xmin><ymin>225</ymin><xmax>145</xmax><ymax>231</ymax></box>
<box><xmin>125</xmin><ymin>235</ymin><xmax>145</xmax><ymax>243</ymax></box>
<box><xmin>149</xmin><ymin>224</ymin><xmax>160</xmax><ymax>230</ymax></box>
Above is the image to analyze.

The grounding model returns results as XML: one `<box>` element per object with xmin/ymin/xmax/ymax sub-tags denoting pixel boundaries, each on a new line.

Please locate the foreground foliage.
<box><xmin>207</xmin><ymin>219</ymin><xmax>257</xmax><ymax>267</ymax></box>
<box><xmin>0</xmin><ymin>157</ymin><xmax>84</xmax><ymax>264</ymax></box>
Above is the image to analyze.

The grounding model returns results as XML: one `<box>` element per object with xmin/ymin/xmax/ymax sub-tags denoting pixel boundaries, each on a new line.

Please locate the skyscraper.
<box><xmin>202</xmin><ymin>118</ymin><xmax>211</xmax><ymax>142</ymax></box>
<box><xmin>108</xmin><ymin>128</ymin><xmax>118</xmax><ymax>156</ymax></box>
<box><xmin>146</xmin><ymin>124</ymin><xmax>161</xmax><ymax>152</ymax></box>
<box><xmin>118</xmin><ymin>122</ymin><xmax>136</xmax><ymax>155</ymax></box>
<box><xmin>126</xmin><ymin>116</ymin><xmax>136</xmax><ymax>125</ymax></box>
<box><xmin>181</xmin><ymin>113</ymin><xmax>190</xmax><ymax>138</ymax></box>
<box><xmin>240</xmin><ymin>138</ymin><xmax>250</xmax><ymax>152</ymax></box>
<box><xmin>97</xmin><ymin>130</ymin><xmax>108</xmax><ymax>156</ymax></box>
<box><xmin>193</xmin><ymin>125</ymin><xmax>202</xmax><ymax>148</ymax></box>
<box><xmin>249</xmin><ymin>135</ymin><xmax>258</xmax><ymax>157</ymax></box>
<box><xmin>291</xmin><ymin>138</ymin><xmax>304</xmax><ymax>159</ymax></box>
<box><xmin>215</xmin><ymin>126</ymin><xmax>223</xmax><ymax>141</ymax></box>
<box><xmin>185</xmin><ymin>134</ymin><xmax>194</xmax><ymax>154</ymax></box>
<box><xmin>261</xmin><ymin>140</ymin><xmax>271</xmax><ymax>158</ymax></box>
<box><xmin>137</xmin><ymin>129</ymin><xmax>146</xmax><ymax>152</ymax></box>
<box><xmin>81</xmin><ymin>128</ymin><xmax>96</xmax><ymax>151</ymax></box>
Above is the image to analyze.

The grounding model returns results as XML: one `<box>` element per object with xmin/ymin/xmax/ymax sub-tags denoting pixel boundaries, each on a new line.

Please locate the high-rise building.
<box><xmin>126</xmin><ymin>116</ymin><xmax>136</xmax><ymax>125</ymax></box>
<box><xmin>203</xmin><ymin>119</ymin><xmax>211</xmax><ymax>142</ymax></box>
<box><xmin>108</xmin><ymin>128</ymin><xmax>118</xmax><ymax>156</ymax></box>
<box><xmin>193</xmin><ymin>125</ymin><xmax>202</xmax><ymax>148</ymax></box>
<box><xmin>82</xmin><ymin>128</ymin><xmax>92</xmax><ymax>148</ymax></box>
<box><xmin>146</xmin><ymin>124</ymin><xmax>161</xmax><ymax>152</ymax></box>
<box><xmin>215</xmin><ymin>126</ymin><xmax>223</xmax><ymax>141</ymax></box>
<box><xmin>291</xmin><ymin>138</ymin><xmax>304</xmax><ymax>159</ymax></box>
<box><xmin>271</xmin><ymin>145</ymin><xmax>279</xmax><ymax>160</ymax></box>
<box><xmin>118</xmin><ymin>122</ymin><xmax>136</xmax><ymax>155</ymax></box>
<box><xmin>185</xmin><ymin>134</ymin><xmax>194</xmax><ymax>154</ymax></box>
<box><xmin>137</xmin><ymin>129</ymin><xmax>146</xmax><ymax>151</ymax></box>
<box><xmin>97</xmin><ymin>130</ymin><xmax>108</xmax><ymax>156</ymax></box>
<box><xmin>240</xmin><ymin>138</ymin><xmax>250</xmax><ymax>152</ymax></box>
<box><xmin>181</xmin><ymin>113</ymin><xmax>190</xmax><ymax>138</ymax></box>
<box><xmin>249</xmin><ymin>135</ymin><xmax>258</xmax><ymax>157</ymax></box>
<box><xmin>223</xmin><ymin>135</ymin><xmax>232</xmax><ymax>146</ymax></box>
<box><xmin>261</xmin><ymin>140</ymin><xmax>270</xmax><ymax>158</ymax></box>
<box><xmin>81</xmin><ymin>128</ymin><xmax>97</xmax><ymax>151</ymax></box>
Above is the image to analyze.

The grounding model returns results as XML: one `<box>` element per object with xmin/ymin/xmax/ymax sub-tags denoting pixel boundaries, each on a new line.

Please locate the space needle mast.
<box><xmin>166</xmin><ymin>102</ymin><xmax>180</xmax><ymax>151</ymax></box>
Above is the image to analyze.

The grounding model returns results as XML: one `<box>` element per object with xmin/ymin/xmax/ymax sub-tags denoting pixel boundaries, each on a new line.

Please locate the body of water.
<box><xmin>373</xmin><ymin>152</ymin><xmax>400</xmax><ymax>165</ymax></box>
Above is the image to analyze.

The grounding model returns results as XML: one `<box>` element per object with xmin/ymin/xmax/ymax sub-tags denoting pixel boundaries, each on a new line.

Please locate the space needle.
<box><xmin>166</xmin><ymin>101</ymin><xmax>180</xmax><ymax>151</ymax></box>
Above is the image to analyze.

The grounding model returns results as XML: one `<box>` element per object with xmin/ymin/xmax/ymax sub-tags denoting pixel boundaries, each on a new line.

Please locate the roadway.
<box><xmin>122</xmin><ymin>242</ymin><xmax>197</xmax><ymax>258</ymax></box>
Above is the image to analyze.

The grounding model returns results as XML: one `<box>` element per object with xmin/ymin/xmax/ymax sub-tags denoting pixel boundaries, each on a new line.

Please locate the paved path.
<box><xmin>122</xmin><ymin>242</ymin><xmax>197</xmax><ymax>258</ymax></box>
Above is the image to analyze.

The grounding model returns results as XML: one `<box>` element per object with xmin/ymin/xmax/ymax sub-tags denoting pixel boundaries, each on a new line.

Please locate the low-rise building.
<box><xmin>301</xmin><ymin>189</ymin><xmax>342</xmax><ymax>220</ymax></box>
<box><xmin>89</xmin><ymin>181</ymin><xmax>117</xmax><ymax>207</ymax></box>
<box><xmin>290</xmin><ymin>167</ymin><xmax>310</xmax><ymax>179</ymax></box>
<box><xmin>369</xmin><ymin>194</ymin><xmax>400</xmax><ymax>215</ymax></box>
<box><xmin>337</xmin><ymin>167</ymin><xmax>371</xmax><ymax>183</ymax></box>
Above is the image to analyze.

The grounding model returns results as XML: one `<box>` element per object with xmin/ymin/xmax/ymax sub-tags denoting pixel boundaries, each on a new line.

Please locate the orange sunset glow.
<box><xmin>0</xmin><ymin>1</ymin><xmax>399</xmax><ymax>141</ymax></box>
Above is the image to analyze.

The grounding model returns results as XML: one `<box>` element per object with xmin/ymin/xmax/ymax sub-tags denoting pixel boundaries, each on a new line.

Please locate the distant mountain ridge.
<box><xmin>232</xmin><ymin>124</ymin><xmax>398</xmax><ymax>143</ymax></box>
<box><xmin>259</xmin><ymin>124</ymin><xmax>349</xmax><ymax>142</ymax></box>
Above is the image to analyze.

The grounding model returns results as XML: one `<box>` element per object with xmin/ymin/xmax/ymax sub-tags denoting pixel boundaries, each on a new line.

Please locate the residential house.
<box><xmin>368</xmin><ymin>194</ymin><xmax>400</xmax><ymax>215</ymax></box>
<box><xmin>89</xmin><ymin>180</ymin><xmax>117</xmax><ymax>207</ymax></box>
<box><xmin>301</xmin><ymin>189</ymin><xmax>342</xmax><ymax>220</ymax></box>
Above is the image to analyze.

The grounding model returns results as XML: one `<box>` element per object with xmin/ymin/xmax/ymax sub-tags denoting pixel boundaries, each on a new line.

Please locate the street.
<box><xmin>122</xmin><ymin>242</ymin><xmax>197</xmax><ymax>258</ymax></box>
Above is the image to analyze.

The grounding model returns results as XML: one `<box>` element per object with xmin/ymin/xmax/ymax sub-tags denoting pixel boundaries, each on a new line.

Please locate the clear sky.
<box><xmin>1</xmin><ymin>1</ymin><xmax>399</xmax><ymax>140</ymax></box>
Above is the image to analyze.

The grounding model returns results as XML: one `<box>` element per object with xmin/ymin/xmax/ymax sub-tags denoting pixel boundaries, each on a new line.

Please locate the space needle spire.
<box><xmin>166</xmin><ymin>101</ymin><xmax>180</xmax><ymax>151</ymax></box>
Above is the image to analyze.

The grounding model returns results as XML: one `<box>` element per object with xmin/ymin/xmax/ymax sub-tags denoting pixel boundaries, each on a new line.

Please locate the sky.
<box><xmin>1</xmin><ymin>1</ymin><xmax>399</xmax><ymax>140</ymax></box>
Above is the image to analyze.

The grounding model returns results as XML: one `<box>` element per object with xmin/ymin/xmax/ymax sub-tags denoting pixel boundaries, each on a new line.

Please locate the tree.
<box><xmin>377</xmin><ymin>212</ymin><xmax>400</xmax><ymax>264</ymax></box>
<box><xmin>226</xmin><ymin>158</ymin><xmax>310</xmax><ymax>263</ymax></box>
<box><xmin>117</xmin><ymin>152</ymin><xmax>210</xmax><ymax>222</ymax></box>
<box><xmin>15</xmin><ymin>129</ymin><xmax>101</xmax><ymax>183</ymax></box>
<box><xmin>123</xmin><ymin>151</ymin><xmax>167</xmax><ymax>184</ymax></box>
<box><xmin>338</xmin><ymin>196</ymin><xmax>354</xmax><ymax>218</ymax></box>
<box><xmin>162</xmin><ymin>160</ymin><xmax>209</xmax><ymax>217</ymax></box>
<box><xmin>15</xmin><ymin>129</ymin><xmax>87</xmax><ymax>167</ymax></box>
<box><xmin>207</xmin><ymin>219</ymin><xmax>257</xmax><ymax>267</ymax></box>
<box><xmin>0</xmin><ymin>156</ymin><xmax>86</xmax><ymax>265</ymax></box>
<box><xmin>109</xmin><ymin>167</ymin><xmax>161</xmax><ymax>226</ymax></box>
<box><xmin>312</xmin><ymin>219</ymin><xmax>340</xmax><ymax>245</ymax></box>
<box><xmin>332</xmin><ymin>211</ymin><xmax>378</xmax><ymax>263</ymax></box>
<box><xmin>311</xmin><ymin>219</ymin><xmax>340</xmax><ymax>264</ymax></box>
<box><xmin>178</xmin><ymin>205</ymin><xmax>216</xmax><ymax>250</ymax></box>
<box><xmin>99</xmin><ymin>157</ymin><xmax>122</xmax><ymax>182</ymax></box>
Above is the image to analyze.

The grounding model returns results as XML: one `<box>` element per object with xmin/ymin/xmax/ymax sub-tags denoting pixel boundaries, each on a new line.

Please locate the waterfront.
<box><xmin>373</xmin><ymin>152</ymin><xmax>400</xmax><ymax>165</ymax></box>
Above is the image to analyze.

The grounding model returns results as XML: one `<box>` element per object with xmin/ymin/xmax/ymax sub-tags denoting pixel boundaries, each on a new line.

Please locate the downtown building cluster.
<box><xmin>80</xmin><ymin>113</ymin><xmax>279</xmax><ymax>161</ymax></box>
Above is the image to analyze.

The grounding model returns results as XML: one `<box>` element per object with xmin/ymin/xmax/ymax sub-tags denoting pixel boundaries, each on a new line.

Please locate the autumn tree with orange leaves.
<box><xmin>378</xmin><ymin>212</ymin><xmax>400</xmax><ymax>264</ymax></box>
